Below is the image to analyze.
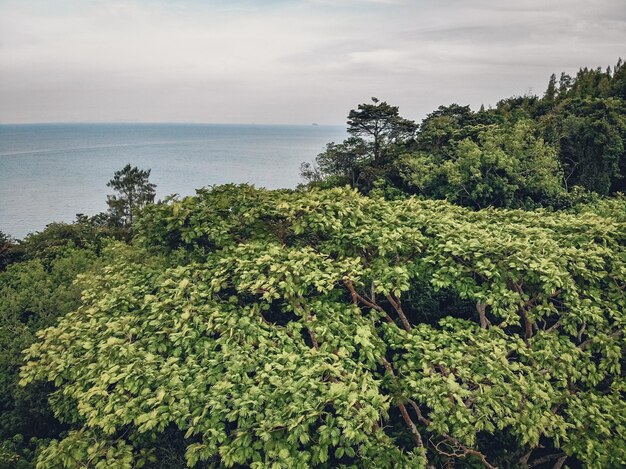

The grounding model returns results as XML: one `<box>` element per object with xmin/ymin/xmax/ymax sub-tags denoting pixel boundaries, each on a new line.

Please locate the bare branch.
<box><xmin>386</xmin><ymin>292</ymin><xmax>412</xmax><ymax>332</ymax></box>
<box><xmin>343</xmin><ymin>279</ymin><xmax>394</xmax><ymax>323</ymax></box>
<box><xmin>529</xmin><ymin>452</ymin><xmax>566</xmax><ymax>467</ymax></box>
<box><xmin>476</xmin><ymin>301</ymin><xmax>491</xmax><ymax>329</ymax></box>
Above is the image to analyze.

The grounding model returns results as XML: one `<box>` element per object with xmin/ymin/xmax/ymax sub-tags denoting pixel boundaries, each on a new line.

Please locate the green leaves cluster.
<box><xmin>0</xmin><ymin>238</ymin><xmax>104</xmax><ymax>468</ymax></box>
<box><xmin>302</xmin><ymin>59</ymin><xmax>626</xmax><ymax>207</ymax></box>
<box><xmin>397</xmin><ymin>120</ymin><xmax>564</xmax><ymax>209</ymax></box>
<box><xmin>19</xmin><ymin>185</ymin><xmax>625</xmax><ymax>468</ymax></box>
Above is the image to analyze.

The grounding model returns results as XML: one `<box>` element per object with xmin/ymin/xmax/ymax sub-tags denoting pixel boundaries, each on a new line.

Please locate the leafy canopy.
<box><xmin>347</xmin><ymin>97</ymin><xmax>417</xmax><ymax>164</ymax></box>
<box><xmin>20</xmin><ymin>185</ymin><xmax>626</xmax><ymax>468</ymax></box>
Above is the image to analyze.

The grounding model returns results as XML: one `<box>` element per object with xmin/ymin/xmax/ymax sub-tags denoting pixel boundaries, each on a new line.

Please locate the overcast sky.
<box><xmin>1</xmin><ymin>0</ymin><xmax>624</xmax><ymax>125</ymax></box>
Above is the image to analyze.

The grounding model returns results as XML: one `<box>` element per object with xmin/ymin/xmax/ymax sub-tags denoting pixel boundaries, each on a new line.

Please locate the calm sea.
<box><xmin>0</xmin><ymin>123</ymin><xmax>345</xmax><ymax>239</ymax></box>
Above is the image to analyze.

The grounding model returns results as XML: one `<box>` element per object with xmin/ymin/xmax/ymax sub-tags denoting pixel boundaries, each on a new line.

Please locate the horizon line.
<box><xmin>0</xmin><ymin>121</ymin><xmax>345</xmax><ymax>127</ymax></box>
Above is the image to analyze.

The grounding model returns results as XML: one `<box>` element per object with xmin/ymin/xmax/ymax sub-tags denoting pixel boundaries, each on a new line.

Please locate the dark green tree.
<box><xmin>0</xmin><ymin>232</ymin><xmax>21</xmax><ymax>271</ymax></box>
<box><xmin>414</xmin><ymin>104</ymin><xmax>485</xmax><ymax>155</ymax></box>
<box><xmin>303</xmin><ymin>138</ymin><xmax>369</xmax><ymax>187</ymax></box>
<box><xmin>397</xmin><ymin>120</ymin><xmax>564</xmax><ymax>208</ymax></box>
<box><xmin>347</xmin><ymin>97</ymin><xmax>417</xmax><ymax>164</ymax></box>
<box><xmin>0</xmin><ymin>230</ymin><xmax>103</xmax><ymax>468</ymax></box>
<box><xmin>553</xmin><ymin>98</ymin><xmax>626</xmax><ymax>194</ymax></box>
<box><xmin>544</xmin><ymin>73</ymin><xmax>558</xmax><ymax>103</ymax></box>
<box><xmin>611</xmin><ymin>58</ymin><xmax>626</xmax><ymax>99</ymax></box>
<box><xmin>106</xmin><ymin>164</ymin><xmax>156</xmax><ymax>227</ymax></box>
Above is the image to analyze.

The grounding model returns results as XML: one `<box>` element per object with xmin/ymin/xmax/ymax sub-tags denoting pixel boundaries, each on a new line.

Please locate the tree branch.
<box><xmin>529</xmin><ymin>452</ymin><xmax>566</xmax><ymax>467</ymax></box>
<box><xmin>398</xmin><ymin>402</ymin><xmax>424</xmax><ymax>448</ymax></box>
<box><xmin>343</xmin><ymin>279</ymin><xmax>394</xmax><ymax>323</ymax></box>
<box><xmin>406</xmin><ymin>399</ymin><xmax>497</xmax><ymax>469</ymax></box>
<box><xmin>385</xmin><ymin>292</ymin><xmax>412</xmax><ymax>332</ymax></box>
<box><xmin>476</xmin><ymin>301</ymin><xmax>491</xmax><ymax>329</ymax></box>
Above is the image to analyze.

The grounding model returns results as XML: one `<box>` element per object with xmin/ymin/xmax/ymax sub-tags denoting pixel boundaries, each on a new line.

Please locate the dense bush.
<box><xmin>0</xmin><ymin>246</ymin><xmax>102</xmax><ymax>467</ymax></box>
<box><xmin>19</xmin><ymin>186</ymin><xmax>625</xmax><ymax>468</ymax></box>
<box><xmin>396</xmin><ymin>120</ymin><xmax>564</xmax><ymax>209</ymax></box>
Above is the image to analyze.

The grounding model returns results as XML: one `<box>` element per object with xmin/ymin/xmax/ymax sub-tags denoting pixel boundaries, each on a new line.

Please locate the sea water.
<box><xmin>0</xmin><ymin>123</ymin><xmax>345</xmax><ymax>238</ymax></box>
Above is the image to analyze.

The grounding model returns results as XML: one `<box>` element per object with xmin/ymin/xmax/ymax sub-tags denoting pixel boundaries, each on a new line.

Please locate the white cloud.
<box><xmin>0</xmin><ymin>0</ymin><xmax>624</xmax><ymax>124</ymax></box>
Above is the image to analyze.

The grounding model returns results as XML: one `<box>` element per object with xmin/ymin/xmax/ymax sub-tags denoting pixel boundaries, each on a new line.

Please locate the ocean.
<box><xmin>0</xmin><ymin>123</ymin><xmax>346</xmax><ymax>239</ymax></box>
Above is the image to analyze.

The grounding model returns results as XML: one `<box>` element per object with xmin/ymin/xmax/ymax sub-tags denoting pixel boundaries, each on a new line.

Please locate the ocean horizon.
<box><xmin>0</xmin><ymin>123</ymin><xmax>346</xmax><ymax>239</ymax></box>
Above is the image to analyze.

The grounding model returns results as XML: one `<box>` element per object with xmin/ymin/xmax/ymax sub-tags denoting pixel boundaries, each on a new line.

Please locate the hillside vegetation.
<box><xmin>1</xmin><ymin>61</ymin><xmax>625</xmax><ymax>468</ymax></box>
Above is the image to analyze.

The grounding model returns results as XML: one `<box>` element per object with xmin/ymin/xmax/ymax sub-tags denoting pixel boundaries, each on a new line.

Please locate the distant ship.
<box><xmin>312</xmin><ymin>123</ymin><xmax>319</xmax><ymax>126</ymax></box>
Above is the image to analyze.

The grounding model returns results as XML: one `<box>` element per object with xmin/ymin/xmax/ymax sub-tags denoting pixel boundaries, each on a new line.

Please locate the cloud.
<box><xmin>0</xmin><ymin>0</ymin><xmax>624</xmax><ymax>124</ymax></box>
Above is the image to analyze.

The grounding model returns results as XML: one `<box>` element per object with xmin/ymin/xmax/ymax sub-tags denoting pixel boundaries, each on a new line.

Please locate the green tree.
<box><xmin>413</xmin><ymin>104</ymin><xmax>495</xmax><ymax>155</ymax></box>
<box><xmin>0</xmin><ymin>232</ymin><xmax>22</xmax><ymax>272</ymax></box>
<box><xmin>20</xmin><ymin>185</ymin><xmax>626</xmax><ymax>469</ymax></box>
<box><xmin>544</xmin><ymin>73</ymin><xmax>558</xmax><ymax>107</ymax></box>
<box><xmin>347</xmin><ymin>97</ymin><xmax>417</xmax><ymax>164</ymax></box>
<box><xmin>106</xmin><ymin>164</ymin><xmax>156</xmax><ymax>227</ymax></box>
<box><xmin>302</xmin><ymin>137</ymin><xmax>369</xmax><ymax>187</ymax></box>
<box><xmin>552</xmin><ymin>98</ymin><xmax>626</xmax><ymax>194</ymax></box>
<box><xmin>0</xmin><ymin>239</ymin><xmax>102</xmax><ymax>468</ymax></box>
<box><xmin>397</xmin><ymin>120</ymin><xmax>564</xmax><ymax>208</ymax></box>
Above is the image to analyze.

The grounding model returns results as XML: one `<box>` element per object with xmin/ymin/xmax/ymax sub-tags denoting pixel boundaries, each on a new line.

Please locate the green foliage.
<box><xmin>347</xmin><ymin>97</ymin><xmax>417</xmax><ymax>164</ymax></box>
<box><xmin>19</xmin><ymin>185</ymin><xmax>626</xmax><ymax>468</ymax></box>
<box><xmin>413</xmin><ymin>104</ymin><xmax>496</xmax><ymax>155</ymax></box>
<box><xmin>35</xmin><ymin>429</ymin><xmax>152</xmax><ymax>469</ymax></box>
<box><xmin>571</xmin><ymin>192</ymin><xmax>626</xmax><ymax>222</ymax></box>
<box><xmin>17</xmin><ymin>222</ymin><xmax>119</xmax><ymax>265</ymax></box>
<box><xmin>548</xmin><ymin>97</ymin><xmax>626</xmax><ymax>194</ymax></box>
<box><xmin>7</xmin><ymin>59</ymin><xmax>626</xmax><ymax>469</ymax></box>
<box><xmin>0</xmin><ymin>226</ymin><xmax>107</xmax><ymax>467</ymax></box>
<box><xmin>301</xmin><ymin>98</ymin><xmax>417</xmax><ymax>193</ymax></box>
<box><xmin>397</xmin><ymin>120</ymin><xmax>564</xmax><ymax>208</ymax></box>
<box><xmin>0</xmin><ymin>231</ymin><xmax>22</xmax><ymax>271</ymax></box>
<box><xmin>301</xmin><ymin>138</ymin><xmax>369</xmax><ymax>188</ymax></box>
<box><xmin>304</xmin><ymin>59</ymin><xmax>626</xmax><ymax>207</ymax></box>
<box><xmin>106</xmin><ymin>164</ymin><xmax>156</xmax><ymax>227</ymax></box>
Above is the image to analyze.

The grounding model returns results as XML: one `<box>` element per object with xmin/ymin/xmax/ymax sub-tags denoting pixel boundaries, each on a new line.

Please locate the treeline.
<box><xmin>0</xmin><ymin>61</ymin><xmax>624</xmax><ymax>469</ymax></box>
<box><xmin>302</xmin><ymin>59</ymin><xmax>626</xmax><ymax>208</ymax></box>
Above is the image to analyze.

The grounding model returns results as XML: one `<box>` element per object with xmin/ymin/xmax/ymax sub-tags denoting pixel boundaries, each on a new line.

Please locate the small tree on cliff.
<box><xmin>106</xmin><ymin>164</ymin><xmax>156</xmax><ymax>227</ymax></box>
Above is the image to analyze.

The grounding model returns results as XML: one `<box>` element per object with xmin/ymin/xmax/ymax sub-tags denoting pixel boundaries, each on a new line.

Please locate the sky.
<box><xmin>0</xmin><ymin>0</ymin><xmax>625</xmax><ymax>125</ymax></box>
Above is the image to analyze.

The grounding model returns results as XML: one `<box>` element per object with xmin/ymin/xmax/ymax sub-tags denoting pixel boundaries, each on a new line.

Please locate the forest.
<box><xmin>1</xmin><ymin>60</ymin><xmax>625</xmax><ymax>468</ymax></box>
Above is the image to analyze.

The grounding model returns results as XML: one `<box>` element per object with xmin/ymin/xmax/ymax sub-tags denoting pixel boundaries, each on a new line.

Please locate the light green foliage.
<box><xmin>572</xmin><ymin>193</ymin><xmax>626</xmax><ymax>222</ymax></box>
<box><xmin>35</xmin><ymin>429</ymin><xmax>151</xmax><ymax>469</ymax></box>
<box><xmin>397</xmin><ymin>120</ymin><xmax>564</xmax><ymax>208</ymax></box>
<box><xmin>20</xmin><ymin>185</ymin><xmax>625</xmax><ymax>468</ymax></box>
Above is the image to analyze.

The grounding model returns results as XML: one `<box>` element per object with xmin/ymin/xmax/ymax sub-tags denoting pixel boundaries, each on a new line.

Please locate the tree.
<box><xmin>0</xmin><ymin>231</ymin><xmax>102</xmax><ymax>468</ymax></box>
<box><xmin>554</xmin><ymin>98</ymin><xmax>626</xmax><ymax>194</ymax></box>
<box><xmin>0</xmin><ymin>231</ymin><xmax>22</xmax><ymax>271</ymax></box>
<box><xmin>20</xmin><ymin>185</ymin><xmax>626</xmax><ymax>468</ymax></box>
<box><xmin>544</xmin><ymin>73</ymin><xmax>557</xmax><ymax>104</ymax></box>
<box><xmin>397</xmin><ymin>120</ymin><xmax>565</xmax><ymax>208</ymax></box>
<box><xmin>299</xmin><ymin>162</ymin><xmax>322</xmax><ymax>184</ymax></box>
<box><xmin>347</xmin><ymin>97</ymin><xmax>417</xmax><ymax>164</ymax></box>
<box><xmin>106</xmin><ymin>164</ymin><xmax>156</xmax><ymax>227</ymax></box>
<box><xmin>302</xmin><ymin>137</ymin><xmax>369</xmax><ymax>187</ymax></box>
<box><xmin>414</xmin><ymin>104</ymin><xmax>484</xmax><ymax>154</ymax></box>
